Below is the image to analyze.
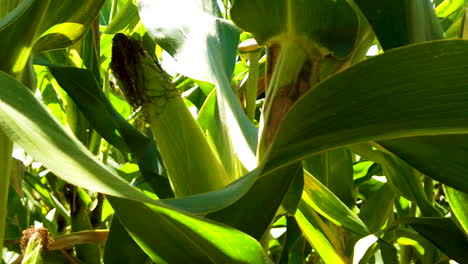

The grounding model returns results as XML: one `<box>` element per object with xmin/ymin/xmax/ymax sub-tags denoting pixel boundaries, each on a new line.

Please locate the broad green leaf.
<box><xmin>398</xmin><ymin>217</ymin><xmax>468</xmax><ymax>263</ymax></box>
<box><xmin>264</xmin><ymin>40</ymin><xmax>468</xmax><ymax>194</ymax></box>
<box><xmin>281</xmin><ymin>165</ymin><xmax>304</xmax><ymax>215</ymax></box>
<box><xmin>378</xmin><ymin>239</ymin><xmax>398</xmax><ymax>264</ymax></box>
<box><xmin>109</xmin><ymin>196</ymin><xmax>266</xmax><ymax>264</ymax></box>
<box><xmin>33</xmin><ymin>0</ymin><xmax>106</xmax><ymax>53</ymax></box>
<box><xmin>351</xmin><ymin>143</ymin><xmax>440</xmax><ymax>216</ymax></box>
<box><xmin>445</xmin><ymin>186</ymin><xmax>468</xmax><ymax>235</ymax></box>
<box><xmin>295</xmin><ymin>208</ymin><xmax>346</xmax><ymax>264</ymax></box>
<box><xmin>436</xmin><ymin>0</ymin><xmax>464</xmax><ymax>17</ymax></box>
<box><xmin>354</xmin><ymin>0</ymin><xmax>442</xmax><ymax>50</ymax></box>
<box><xmin>394</xmin><ymin>227</ymin><xmax>435</xmax><ymax>256</ymax></box>
<box><xmin>26</xmin><ymin>65</ymin><xmax>266</xmax><ymax>217</ymax></box>
<box><xmin>0</xmin><ymin>73</ymin><xmax>261</xmax><ymax>218</ymax></box>
<box><xmin>353</xmin><ymin>160</ymin><xmax>375</xmax><ymax>185</ymax></box>
<box><xmin>443</xmin><ymin>9</ymin><xmax>465</xmax><ymax>39</ymax></box>
<box><xmin>49</xmin><ymin>67</ymin><xmax>133</xmax><ymax>152</ymax></box>
<box><xmin>137</xmin><ymin>0</ymin><xmax>258</xmax><ymax>171</ymax></box>
<box><xmin>358</xmin><ymin>184</ymin><xmax>394</xmax><ymax>233</ymax></box>
<box><xmin>302</xmin><ymin>171</ymin><xmax>369</xmax><ymax>236</ymax></box>
<box><xmin>72</xmin><ymin>28</ymin><xmax>101</xmax><ymax>83</ymax></box>
<box><xmin>436</xmin><ymin>0</ymin><xmax>464</xmax><ymax>37</ymax></box>
<box><xmin>379</xmin><ymin>135</ymin><xmax>468</xmax><ymax>194</ymax></box>
<box><xmin>0</xmin><ymin>71</ymin><xmax>153</xmax><ymax>203</ymax></box>
<box><xmin>198</xmin><ymin>89</ymin><xmax>242</xmax><ymax>178</ymax></box>
<box><xmin>104</xmin><ymin>0</ymin><xmax>140</xmax><ymax>34</ymax></box>
<box><xmin>104</xmin><ymin>217</ymin><xmax>150</xmax><ymax>264</ymax></box>
<box><xmin>406</xmin><ymin>0</ymin><xmax>444</xmax><ymax>43</ymax></box>
<box><xmin>162</xmin><ymin>168</ymin><xmax>261</xmax><ymax>214</ymax></box>
<box><xmin>207</xmin><ymin>163</ymin><xmax>302</xmax><ymax>240</ymax></box>
<box><xmin>278</xmin><ymin>217</ymin><xmax>305</xmax><ymax>264</ymax></box>
<box><xmin>303</xmin><ymin>148</ymin><xmax>355</xmax><ymax>207</ymax></box>
<box><xmin>231</xmin><ymin>0</ymin><xmax>358</xmax><ymax>58</ymax></box>
<box><xmin>0</xmin><ymin>130</ymin><xmax>13</xmax><ymax>260</ymax></box>
<box><xmin>35</xmin><ymin>66</ymin><xmax>67</xmax><ymax>125</ymax></box>
<box><xmin>0</xmin><ymin>0</ymin><xmax>50</xmax><ymax>76</ymax></box>
<box><xmin>23</xmin><ymin>172</ymin><xmax>70</xmax><ymax>223</ymax></box>
<box><xmin>0</xmin><ymin>0</ymin><xmax>105</xmax><ymax>76</ymax></box>
<box><xmin>48</xmin><ymin>66</ymin><xmax>172</xmax><ymax>196</ymax></box>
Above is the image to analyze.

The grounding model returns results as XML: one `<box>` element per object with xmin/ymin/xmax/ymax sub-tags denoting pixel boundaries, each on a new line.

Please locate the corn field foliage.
<box><xmin>1</xmin><ymin>0</ymin><xmax>468</xmax><ymax>263</ymax></box>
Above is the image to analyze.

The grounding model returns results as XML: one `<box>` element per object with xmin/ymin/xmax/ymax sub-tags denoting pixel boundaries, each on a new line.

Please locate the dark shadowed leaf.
<box><xmin>104</xmin><ymin>217</ymin><xmax>149</xmax><ymax>264</ymax></box>
<box><xmin>398</xmin><ymin>217</ymin><xmax>468</xmax><ymax>263</ymax></box>
<box><xmin>379</xmin><ymin>135</ymin><xmax>468</xmax><ymax>193</ymax></box>
<box><xmin>231</xmin><ymin>0</ymin><xmax>358</xmax><ymax>58</ymax></box>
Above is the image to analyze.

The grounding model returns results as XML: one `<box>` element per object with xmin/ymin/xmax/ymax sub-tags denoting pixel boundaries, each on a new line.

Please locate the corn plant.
<box><xmin>1</xmin><ymin>0</ymin><xmax>468</xmax><ymax>263</ymax></box>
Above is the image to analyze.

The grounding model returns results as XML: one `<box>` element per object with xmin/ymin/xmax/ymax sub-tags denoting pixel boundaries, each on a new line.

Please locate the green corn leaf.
<box><xmin>33</xmin><ymin>0</ymin><xmax>106</xmax><ymax>53</ymax></box>
<box><xmin>49</xmin><ymin>67</ymin><xmax>134</xmax><ymax>152</ymax></box>
<box><xmin>303</xmin><ymin>148</ymin><xmax>355</xmax><ymax>207</ymax></box>
<box><xmin>104</xmin><ymin>0</ymin><xmax>140</xmax><ymax>35</ymax></box>
<box><xmin>208</xmin><ymin>163</ymin><xmax>302</xmax><ymax>239</ymax></box>
<box><xmin>406</xmin><ymin>0</ymin><xmax>444</xmax><ymax>43</ymax></box>
<box><xmin>445</xmin><ymin>186</ymin><xmax>468</xmax><ymax>235</ymax></box>
<box><xmin>0</xmin><ymin>71</ymin><xmax>153</xmax><ymax>203</ymax></box>
<box><xmin>108</xmin><ymin>196</ymin><xmax>266</xmax><ymax>264</ymax></box>
<box><xmin>302</xmin><ymin>171</ymin><xmax>369</xmax><ymax>236</ymax></box>
<box><xmin>0</xmin><ymin>0</ymin><xmax>50</xmax><ymax>76</ymax></box>
<box><xmin>197</xmin><ymin>90</ymin><xmax>243</xmax><ymax>178</ymax></box>
<box><xmin>0</xmin><ymin>68</ymin><xmax>262</xmax><ymax>215</ymax></box>
<box><xmin>0</xmin><ymin>0</ymin><xmax>105</xmax><ymax>76</ymax></box>
<box><xmin>397</xmin><ymin>217</ymin><xmax>468</xmax><ymax>263</ymax></box>
<box><xmin>378</xmin><ymin>135</ymin><xmax>468</xmax><ymax>194</ymax></box>
<box><xmin>23</xmin><ymin>172</ymin><xmax>70</xmax><ymax>223</ymax></box>
<box><xmin>137</xmin><ymin>0</ymin><xmax>258</xmax><ymax>172</ymax></box>
<box><xmin>0</xmin><ymin>70</ymin><xmax>261</xmax><ymax>215</ymax></box>
<box><xmin>264</xmin><ymin>40</ymin><xmax>468</xmax><ymax>194</ymax></box>
<box><xmin>354</xmin><ymin>0</ymin><xmax>443</xmax><ymax>50</ymax></box>
<box><xmin>351</xmin><ymin>143</ymin><xmax>441</xmax><ymax>217</ymax></box>
<box><xmin>104</xmin><ymin>217</ymin><xmax>150</xmax><ymax>264</ymax></box>
<box><xmin>295</xmin><ymin>207</ymin><xmax>346</xmax><ymax>264</ymax></box>
<box><xmin>358</xmin><ymin>184</ymin><xmax>395</xmax><ymax>233</ymax></box>
<box><xmin>436</xmin><ymin>0</ymin><xmax>464</xmax><ymax>17</ymax></box>
<box><xmin>378</xmin><ymin>239</ymin><xmax>399</xmax><ymax>264</ymax></box>
<box><xmin>231</xmin><ymin>0</ymin><xmax>358</xmax><ymax>58</ymax></box>
<box><xmin>278</xmin><ymin>217</ymin><xmax>305</xmax><ymax>264</ymax></box>
<box><xmin>48</xmin><ymin>66</ymin><xmax>172</xmax><ymax>196</ymax></box>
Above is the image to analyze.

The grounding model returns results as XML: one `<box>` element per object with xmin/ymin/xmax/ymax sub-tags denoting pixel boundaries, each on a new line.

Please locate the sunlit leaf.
<box><xmin>295</xmin><ymin>209</ymin><xmax>346</xmax><ymax>264</ymax></box>
<box><xmin>302</xmin><ymin>171</ymin><xmax>369</xmax><ymax>236</ymax></box>
<box><xmin>264</xmin><ymin>40</ymin><xmax>468</xmax><ymax>194</ymax></box>
<box><xmin>109</xmin><ymin>196</ymin><xmax>266</xmax><ymax>264</ymax></box>
<box><xmin>0</xmin><ymin>71</ymin><xmax>152</xmax><ymax>202</ymax></box>
<box><xmin>137</xmin><ymin>0</ymin><xmax>258</xmax><ymax>171</ymax></box>
<box><xmin>445</xmin><ymin>186</ymin><xmax>468</xmax><ymax>235</ymax></box>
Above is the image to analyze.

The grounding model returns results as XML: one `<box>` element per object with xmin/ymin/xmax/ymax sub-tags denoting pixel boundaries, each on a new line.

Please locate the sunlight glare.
<box><xmin>353</xmin><ymin>234</ymin><xmax>378</xmax><ymax>264</ymax></box>
<box><xmin>366</xmin><ymin>45</ymin><xmax>379</xmax><ymax>56</ymax></box>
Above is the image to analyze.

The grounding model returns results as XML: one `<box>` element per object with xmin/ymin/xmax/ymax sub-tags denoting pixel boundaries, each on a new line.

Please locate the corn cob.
<box><xmin>110</xmin><ymin>33</ymin><xmax>230</xmax><ymax>197</ymax></box>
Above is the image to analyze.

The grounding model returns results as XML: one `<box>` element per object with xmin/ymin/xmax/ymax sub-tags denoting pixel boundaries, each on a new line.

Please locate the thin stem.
<box><xmin>245</xmin><ymin>51</ymin><xmax>260</xmax><ymax>121</ymax></box>
<box><xmin>0</xmin><ymin>129</ymin><xmax>13</xmax><ymax>260</ymax></box>
<box><xmin>109</xmin><ymin>0</ymin><xmax>119</xmax><ymax>24</ymax></box>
